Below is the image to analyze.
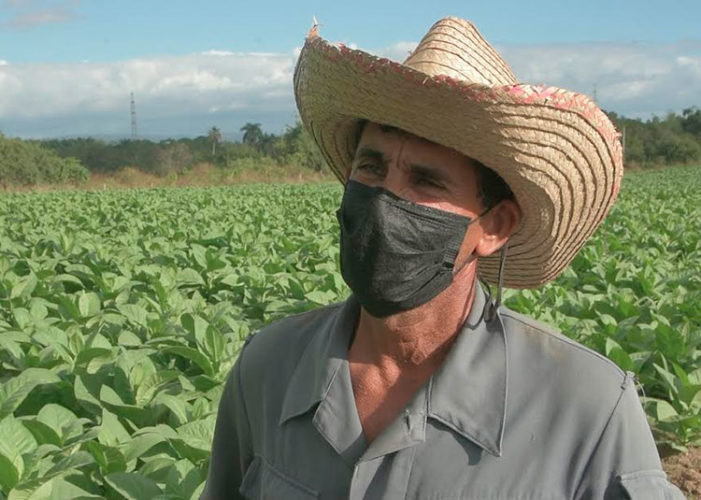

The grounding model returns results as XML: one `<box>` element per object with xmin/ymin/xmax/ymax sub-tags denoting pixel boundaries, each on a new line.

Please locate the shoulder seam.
<box><xmin>499</xmin><ymin>309</ymin><xmax>625</xmax><ymax>380</ymax></box>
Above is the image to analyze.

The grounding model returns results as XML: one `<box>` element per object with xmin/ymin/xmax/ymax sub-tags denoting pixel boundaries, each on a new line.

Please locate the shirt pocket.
<box><xmin>239</xmin><ymin>456</ymin><xmax>319</xmax><ymax>500</ymax></box>
<box><xmin>618</xmin><ymin>470</ymin><xmax>686</xmax><ymax>500</ymax></box>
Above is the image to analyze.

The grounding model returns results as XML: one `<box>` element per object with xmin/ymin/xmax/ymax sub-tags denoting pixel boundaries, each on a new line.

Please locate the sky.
<box><xmin>1</xmin><ymin>0</ymin><xmax>700</xmax><ymax>139</ymax></box>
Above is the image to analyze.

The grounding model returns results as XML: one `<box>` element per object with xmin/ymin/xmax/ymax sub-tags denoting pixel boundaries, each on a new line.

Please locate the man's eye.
<box><xmin>355</xmin><ymin>163</ymin><xmax>383</xmax><ymax>176</ymax></box>
<box><xmin>415</xmin><ymin>177</ymin><xmax>443</xmax><ymax>189</ymax></box>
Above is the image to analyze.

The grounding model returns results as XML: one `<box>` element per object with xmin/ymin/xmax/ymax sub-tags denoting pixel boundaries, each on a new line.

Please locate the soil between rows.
<box><xmin>662</xmin><ymin>446</ymin><xmax>700</xmax><ymax>499</ymax></box>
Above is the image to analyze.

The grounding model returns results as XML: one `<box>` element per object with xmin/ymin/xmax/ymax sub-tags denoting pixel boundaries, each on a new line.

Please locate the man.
<box><xmin>202</xmin><ymin>17</ymin><xmax>684</xmax><ymax>499</ymax></box>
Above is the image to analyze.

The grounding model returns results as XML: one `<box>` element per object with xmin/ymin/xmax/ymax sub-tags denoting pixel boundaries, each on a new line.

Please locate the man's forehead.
<box><xmin>356</xmin><ymin>122</ymin><xmax>481</xmax><ymax>171</ymax></box>
<box><xmin>359</xmin><ymin>122</ymin><xmax>431</xmax><ymax>145</ymax></box>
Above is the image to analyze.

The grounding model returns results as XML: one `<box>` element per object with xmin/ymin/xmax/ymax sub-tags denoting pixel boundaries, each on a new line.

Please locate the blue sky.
<box><xmin>1</xmin><ymin>0</ymin><xmax>701</xmax><ymax>138</ymax></box>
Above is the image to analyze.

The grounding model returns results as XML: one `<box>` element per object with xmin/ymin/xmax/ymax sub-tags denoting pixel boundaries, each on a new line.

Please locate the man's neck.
<box><xmin>349</xmin><ymin>265</ymin><xmax>479</xmax><ymax>377</ymax></box>
<box><xmin>347</xmin><ymin>266</ymin><xmax>479</xmax><ymax>443</ymax></box>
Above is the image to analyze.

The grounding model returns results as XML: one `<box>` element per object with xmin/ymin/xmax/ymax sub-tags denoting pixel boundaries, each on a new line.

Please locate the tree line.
<box><xmin>1</xmin><ymin>109</ymin><xmax>700</xmax><ymax>187</ymax></box>
<box><xmin>36</xmin><ymin>121</ymin><xmax>325</xmax><ymax>179</ymax></box>
<box><xmin>607</xmin><ymin>107</ymin><xmax>701</xmax><ymax>166</ymax></box>
<box><xmin>0</xmin><ymin>134</ymin><xmax>89</xmax><ymax>188</ymax></box>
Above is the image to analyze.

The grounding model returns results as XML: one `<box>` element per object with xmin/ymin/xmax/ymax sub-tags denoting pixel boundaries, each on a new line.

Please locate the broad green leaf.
<box><xmin>202</xmin><ymin>326</ymin><xmax>225</xmax><ymax>366</ymax></box>
<box><xmin>0</xmin><ymin>416</ymin><xmax>37</xmax><ymax>484</ymax></box>
<box><xmin>78</xmin><ymin>292</ymin><xmax>101</xmax><ymax>318</ymax></box>
<box><xmin>139</xmin><ymin>457</ymin><xmax>175</xmax><ymax>480</ymax></box>
<box><xmin>99</xmin><ymin>386</ymin><xmax>149</xmax><ymax>425</ymax></box>
<box><xmin>11</xmin><ymin>475</ymin><xmax>103</xmax><ymax>500</ymax></box>
<box><xmin>36</xmin><ymin>404</ymin><xmax>78</xmax><ymax>444</ymax></box>
<box><xmin>162</xmin><ymin>346</ymin><xmax>213</xmax><ymax>377</ymax></box>
<box><xmin>134</xmin><ymin>370</ymin><xmax>180</xmax><ymax>407</ymax></box>
<box><xmin>604</xmin><ymin>338</ymin><xmax>634</xmax><ymax>371</ymax></box>
<box><xmin>98</xmin><ymin>409</ymin><xmax>131</xmax><ymax>447</ymax></box>
<box><xmin>28</xmin><ymin>301</ymin><xmax>48</xmax><ymax>322</ymax></box>
<box><xmin>181</xmin><ymin>314</ymin><xmax>208</xmax><ymax>344</ymax></box>
<box><xmin>175</xmin><ymin>416</ymin><xmax>215</xmax><ymax>453</ymax></box>
<box><xmin>0</xmin><ymin>368</ymin><xmax>61</xmax><ymax>419</ymax></box>
<box><xmin>63</xmin><ymin>426</ymin><xmax>100</xmax><ymax>447</ymax></box>
<box><xmin>122</xmin><ymin>432</ymin><xmax>167</xmax><ymax>463</ymax></box>
<box><xmin>74</xmin><ymin>347</ymin><xmax>114</xmax><ymax>374</ymax></box>
<box><xmin>190</xmin><ymin>480</ymin><xmax>206</xmax><ymax>500</ymax></box>
<box><xmin>689</xmin><ymin>387</ymin><xmax>701</xmax><ymax>414</ymax></box>
<box><xmin>14</xmin><ymin>443</ymin><xmax>60</xmax><ymax>484</ymax></box>
<box><xmin>73</xmin><ymin>375</ymin><xmax>101</xmax><ymax>416</ymax></box>
<box><xmin>304</xmin><ymin>289</ymin><xmax>336</xmax><ymax>304</ymax></box>
<box><xmin>176</xmin><ymin>268</ymin><xmax>205</xmax><ymax>287</ymax></box>
<box><xmin>118</xmin><ymin>303</ymin><xmax>149</xmax><ymax>328</ymax></box>
<box><xmin>43</xmin><ymin>451</ymin><xmax>94</xmax><ymax>480</ymax></box>
<box><xmin>118</xmin><ymin>330</ymin><xmax>143</xmax><ymax>346</ymax></box>
<box><xmin>86</xmin><ymin>441</ymin><xmax>127</xmax><ymax>475</ymax></box>
<box><xmin>0</xmin><ymin>452</ymin><xmax>19</xmax><ymax>494</ymax></box>
<box><xmin>648</xmin><ymin>398</ymin><xmax>679</xmax><ymax>423</ymax></box>
<box><xmin>687</xmin><ymin>368</ymin><xmax>701</xmax><ymax>386</ymax></box>
<box><xmin>163</xmin><ymin>459</ymin><xmax>200</xmax><ymax>498</ymax></box>
<box><xmin>20</xmin><ymin>419</ymin><xmax>61</xmax><ymax>447</ymax></box>
<box><xmin>11</xmin><ymin>273</ymin><xmax>37</xmax><ymax>300</ymax></box>
<box><xmin>13</xmin><ymin>308</ymin><xmax>31</xmax><ymax>330</ymax></box>
<box><xmin>0</xmin><ymin>337</ymin><xmax>23</xmax><ymax>364</ymax></box>
<box><xmin>153</xmin><ymin>393</ymin><xmax>189</xmax><ymax>426</ymax></box>
<box><xmin>190</xmin><ymin>244</ymin><xmax>208</xmax><ymax>270</ymax></box>
<box><xmin>104</xmin><ymin>472</ymin><xmax>163</xmax><ymax>499</ymax></box>
<box><xmin>653</xmin><ymin>363</ymin><xmax>680</xmax><ymax>395</ymax></box>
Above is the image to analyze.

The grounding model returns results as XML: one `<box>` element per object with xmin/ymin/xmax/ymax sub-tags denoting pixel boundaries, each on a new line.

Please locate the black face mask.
<box><xmin>336</xmin><ymin>180</ymin><xmax>476</xmax><ymax>318</ymax></box>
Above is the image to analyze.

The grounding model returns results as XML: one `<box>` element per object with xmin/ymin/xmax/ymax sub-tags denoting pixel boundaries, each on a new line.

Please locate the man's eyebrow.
<box><xmin>353</xmin><ymin>147</ymin><xmax>386</xmax><ymax>164</ymax></box>
<box><xmin>409</xmin><ymin>163</ymin><xmax>452</xmax><ymax>184</ymax></box>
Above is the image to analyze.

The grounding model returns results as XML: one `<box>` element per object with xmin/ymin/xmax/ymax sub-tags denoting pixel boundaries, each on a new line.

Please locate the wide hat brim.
<box><xmin>294</xmin><ymin>19</ymin><xmax>623</xmax><ymax>289</ymax></box>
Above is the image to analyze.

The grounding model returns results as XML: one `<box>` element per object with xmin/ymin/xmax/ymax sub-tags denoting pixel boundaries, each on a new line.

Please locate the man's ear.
<box><xmin>474</xmin><ymin>199</ymin><xmax>521</xmax><ymax>257</ymax></box>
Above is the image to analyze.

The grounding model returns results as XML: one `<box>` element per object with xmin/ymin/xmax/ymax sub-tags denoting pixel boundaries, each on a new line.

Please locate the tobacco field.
<box><xmin>0</xmin><ymin>166</ymin><xmax>699</xmax><ymax>499</ymax></box>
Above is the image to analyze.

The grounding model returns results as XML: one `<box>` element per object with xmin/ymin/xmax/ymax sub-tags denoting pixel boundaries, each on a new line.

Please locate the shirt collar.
<box><xmin>279</xmin><ymin>296</ymin><xmax>359</xmax><ymax>425</ymax></box>
<box><xmin>279</xmin><ymin>283</ymin><xmax>507</xmax><ymax>458</ymax></box>
<box><xmin>427</xmin><ymin>284</ymin><xmax>507</xmax><ymax>457</ymax></box>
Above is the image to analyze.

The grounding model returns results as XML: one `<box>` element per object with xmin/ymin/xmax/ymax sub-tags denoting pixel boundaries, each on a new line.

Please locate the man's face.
<box><xmin>347</xmin><ymin>121</ymin><xmax>494</xmax><ymax>270</ymax></box>
<box><xmin>348</xmin><ymin>122</ymin><xmax>486</xmax><ymax>221</ymax></box>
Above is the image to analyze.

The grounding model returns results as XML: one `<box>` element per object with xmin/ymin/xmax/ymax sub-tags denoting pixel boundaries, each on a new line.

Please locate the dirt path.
<box><xmin>663</xmin><ymin>446</ymin><xmax>700</xmax><ymax>498</ymax></box>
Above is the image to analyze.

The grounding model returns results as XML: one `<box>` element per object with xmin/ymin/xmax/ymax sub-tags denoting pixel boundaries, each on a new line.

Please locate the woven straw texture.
<box><xmin>294</xmin><ymin>17</ymin><xmax>623</xmax><ymax>288</ymax></box>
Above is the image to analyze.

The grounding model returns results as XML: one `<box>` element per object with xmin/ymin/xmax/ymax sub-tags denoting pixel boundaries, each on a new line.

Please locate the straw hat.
<box><xmin>294</xmin><ymin>17</ymin><xmax>623</xmax><ymax>289</ymax></box>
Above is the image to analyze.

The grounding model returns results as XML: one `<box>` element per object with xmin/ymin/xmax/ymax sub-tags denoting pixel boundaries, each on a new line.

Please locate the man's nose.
<box><xmin>380</xmin><ymin>166</ymin><xmax>413</xmax><ymax>200</ymax></box>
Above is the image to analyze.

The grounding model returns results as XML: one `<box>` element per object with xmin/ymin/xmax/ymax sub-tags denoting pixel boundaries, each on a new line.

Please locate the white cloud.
<box><xmin>1</xmin><ymin>39</ymin><xmax>699</xmax><ymax>138</ymax></box>
<box><xmin>499</xmin><ymin>41</ymin><xmax>701</xmax><ymax>117</ymax></box>
<box><xmin>202</xmin><ymin>50</ymin><xmax>235</xmax><ymax>57</ymax></box>
<box><xmin>338</xmin><ymin>41</ymin><xmax>417</xmax><ymax>62</ymax></box>
<box><xmin>0</xmin><ymin>60</ymin><xmax>8</xmax><ymax>66</ymax></box>
<box><xmin>376</xmin><ymin>41</ymin><xmax>417</xmax><ymax>62</ymax></box>
<box><xmin>2</xmin><ymin>0</ymin><xmax>82</xmax><ymax>28</ymax></box>
<box><xmin>0</xmin><ymin>50</ymin><xmax>298</xmax><ymax>137</ymax></box>
<box><xmin>0</xmin><ymin>51</ymin><xmax>296</xmax><ymax>118</ymax></box>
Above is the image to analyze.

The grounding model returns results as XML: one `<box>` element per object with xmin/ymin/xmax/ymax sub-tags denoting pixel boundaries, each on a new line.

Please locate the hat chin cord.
<box><xmin>482</xmin><ymin>241</ymin><xmax>509</xmax><ymax>323</ymax></box>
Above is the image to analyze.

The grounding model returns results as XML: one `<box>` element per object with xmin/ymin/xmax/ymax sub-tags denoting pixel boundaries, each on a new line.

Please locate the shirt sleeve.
<box><xmin>575</xmin><ymin>372</ymin><xmax>686</xmax><ymax>499</ymax></box>
<box><xmin>200</xmin><ymin>354</ymin><xmax>254</xmax><ymax>500</ymax></box>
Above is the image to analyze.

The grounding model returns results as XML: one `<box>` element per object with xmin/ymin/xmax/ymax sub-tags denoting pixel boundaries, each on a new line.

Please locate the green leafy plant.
<box><xmin>0</xmin><ymin>167</ymin><xmax>698</xmax><ymax>497</ymax></box>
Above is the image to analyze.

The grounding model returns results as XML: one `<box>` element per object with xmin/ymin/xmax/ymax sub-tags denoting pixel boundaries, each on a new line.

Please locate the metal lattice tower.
<box><xmin>130</xmin><ymin>92</ymin><xmax>137</xmax><ymax>139</ymax></box>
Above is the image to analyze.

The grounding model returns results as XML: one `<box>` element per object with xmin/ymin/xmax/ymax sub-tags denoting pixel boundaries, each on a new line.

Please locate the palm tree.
<box><xmin>240</xmin><ymin>122</ymin><xmax>263</xmax><ymax>148</ymax></box>
<box><xmin>208</xmin><ymin>126</ymin><xmax>222</xmax><ymax>156</ymax></box>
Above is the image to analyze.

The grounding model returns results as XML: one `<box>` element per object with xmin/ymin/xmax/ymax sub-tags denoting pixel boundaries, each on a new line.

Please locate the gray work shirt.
<box><xmin>201</xmin><ymin>286</ymin><xmax>685</xmax><ymax>499</ymax></box>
